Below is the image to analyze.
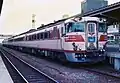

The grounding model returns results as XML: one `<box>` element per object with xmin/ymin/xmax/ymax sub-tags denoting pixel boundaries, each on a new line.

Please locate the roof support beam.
<box><xmin>99</xmin><ymin>13</ymin><xmax>120</xmax><ymax>21</ymax></box>
<box><xmin>0</xmin><ymin>0</ymin><xmax>3</xmax><ymax>14</ymax></box>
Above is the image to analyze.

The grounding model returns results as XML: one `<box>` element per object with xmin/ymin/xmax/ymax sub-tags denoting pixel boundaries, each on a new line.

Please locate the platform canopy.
<box><xmin>72</xmin><ymin>1</ymin><xmax>120</xmax><ymax>25</ymax></box>
<box><xmin>0</xmin><ymin>0</ymin><xmax>3</xmax><ymax>15</ymax></box>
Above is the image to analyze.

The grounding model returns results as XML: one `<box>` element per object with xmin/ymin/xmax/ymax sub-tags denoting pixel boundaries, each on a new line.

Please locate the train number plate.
<box><xmin>88</xmin><ymin>37</ymin><xmax>95</xmax><ymax>42</ymax></box>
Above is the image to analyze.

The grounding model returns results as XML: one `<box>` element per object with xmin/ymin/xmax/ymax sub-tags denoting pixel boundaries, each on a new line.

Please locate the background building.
<box><xmin>81</xmin><ymin>0</ymin><xmax>108</xmax><ymax>14</ymax></box>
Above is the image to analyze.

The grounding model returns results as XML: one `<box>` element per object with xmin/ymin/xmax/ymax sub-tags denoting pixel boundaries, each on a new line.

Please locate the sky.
<box><xmin>0</xmin><ymin>0</ymin><xmax>120</xmax><ymax>35</ymax></box>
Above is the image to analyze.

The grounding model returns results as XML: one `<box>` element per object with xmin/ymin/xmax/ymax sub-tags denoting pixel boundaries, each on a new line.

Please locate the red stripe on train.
<box><xmin>65</xmin><ymin>35</ymin><xmax>84</xmax><ymax>42</ymax></box>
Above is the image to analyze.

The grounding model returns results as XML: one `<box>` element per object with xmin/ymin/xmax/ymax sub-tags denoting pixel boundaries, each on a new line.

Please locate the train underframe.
<box><xmin>2</xmin><ymin>44</ymin><xmax>106</xmax><ymax>63</ymax></box>
<box><xmin>65</xmin><ymin>50</ymin><xmax>105</xmax><ymax>63</ymax></box>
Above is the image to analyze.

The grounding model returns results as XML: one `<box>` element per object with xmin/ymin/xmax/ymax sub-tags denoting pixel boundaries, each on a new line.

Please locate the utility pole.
<box><xmin>32</xmin><ymin>14</ymin><xmax>36</xmax><ymax>29</ymax></box>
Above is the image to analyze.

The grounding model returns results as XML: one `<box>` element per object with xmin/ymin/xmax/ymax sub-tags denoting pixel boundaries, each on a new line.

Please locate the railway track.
<box><xmin>0</xmin><ymin>50</ymin><xmax>27</xmax><ymax>83</ymax></box>
<box><xmin>1</xmin><ymin>46</ymin><xmax>120</xmax><ymax>83</ymax></box>
<box><xmin>0</xmin><ymin>48</ymin><xmax>59</xmax><ymax>83</ymax></box>
<box><xmin>78</xmin><ymin>64</ymin><xmax>120</xmax><ymax>80</ymax></box>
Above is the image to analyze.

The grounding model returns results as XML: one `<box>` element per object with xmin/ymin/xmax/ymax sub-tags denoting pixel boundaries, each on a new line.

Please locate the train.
<box><xmin>2</xmin><ymin>17</ymin><xmax>107</xmax><ymax>63</ymax></box>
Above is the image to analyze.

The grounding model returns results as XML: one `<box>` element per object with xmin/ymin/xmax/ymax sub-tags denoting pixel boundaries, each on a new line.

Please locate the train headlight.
<box><xmin>79</xmin><ymin>48</ymin><xmax>81</xmax><ymax>51</ymax></box>
<box><xmin>103</xmin><ymin>49</ymin><xmax>105</xmax><ymax>52</ymax></box>
<box><xmin>99</xmin><ymin>54</ymin><xmax>102</xmax><ymax>56</ymax></box>
<box><xmin>100</xmin><ymin>49</ymin><xmax>105</xmax><ymax>52</ymax></box>
<box><xmin>75</xmin><ymin>55</ymin><xmax>77</xmax><ymax>57</ymax></box>
<box><xmin>84</xmin><ymin>55</ymin><xmax>87</xmax><ymax>57</ymax></box>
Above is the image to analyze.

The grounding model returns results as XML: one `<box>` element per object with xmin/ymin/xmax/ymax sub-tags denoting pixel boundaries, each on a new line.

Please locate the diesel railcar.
<box><xmin>2</xmin><ymin>17</ymin><xmax>107</xmax><ymax>63</ymax></box>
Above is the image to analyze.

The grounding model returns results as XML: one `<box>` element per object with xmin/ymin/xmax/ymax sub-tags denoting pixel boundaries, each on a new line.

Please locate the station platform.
<box><xmin>106</xmin><ymin>44</ymin><xmax>120</xmax><ymax>71</ymax></box>
<box><xmin>0</xmin><ymin>55</ymin><xmax>13</xmax><ymax>83</ymax></box>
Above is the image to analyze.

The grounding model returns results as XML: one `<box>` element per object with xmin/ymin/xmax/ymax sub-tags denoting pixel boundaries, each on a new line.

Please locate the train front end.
<box><xmin>62</xmin><ymin>17</ymin><xmax>107</xmax><ymax>63</ymax></box>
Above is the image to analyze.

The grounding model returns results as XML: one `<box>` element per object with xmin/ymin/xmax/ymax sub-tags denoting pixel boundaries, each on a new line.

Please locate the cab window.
<box><xmin>65</xmin><ymin>22</ymin><xmax>85</xmax><ymax>33</ymax></box>
<box><xmin>99</xmin><ymin>23</ymin><xmax>107</xmax><ymax>32</ymax></box>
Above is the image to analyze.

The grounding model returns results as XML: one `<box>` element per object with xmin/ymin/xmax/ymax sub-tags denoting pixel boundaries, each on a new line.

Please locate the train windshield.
<box><xmin>88</xmin><ymin>23</ymin><xmax>95</xmax><ymax>33</ymax></box>
<box><xmin>99</xmin><ymin>23</ymin><xmax>107</xmax><ymax>32</ymax></box>
<box><xmin>66</xmin><ymin>22</ymin><xmax>85</xmax><ymax>33</ymax></box>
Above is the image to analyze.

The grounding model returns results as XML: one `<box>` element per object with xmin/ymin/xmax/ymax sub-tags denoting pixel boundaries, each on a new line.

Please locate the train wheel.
<box><xmin>57</xmin><ymin>52</ymin><xmax>67</xmax><ymax>63</ymax></box>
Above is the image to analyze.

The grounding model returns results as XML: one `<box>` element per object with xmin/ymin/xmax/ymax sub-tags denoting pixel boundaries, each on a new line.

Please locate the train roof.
<box><xmin>9</xmin><ymin>16</ymin><xmax>103</xmax><ymax>39</ymax></box>
<box><xmin>37</xmin><ymin>19</ymin><xmax>66</xmax><ymax>30</ymax></box>
<box><xmin>11</xmin><ymin>18</ymin><xmax>67</xmax><ymax>39</ymax></box>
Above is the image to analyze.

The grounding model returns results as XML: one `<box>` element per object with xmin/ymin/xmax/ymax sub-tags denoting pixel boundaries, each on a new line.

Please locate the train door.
<box><xmin>60</xmin><ymin>22</ymin><xmax>71</xmax><ymax>50</ymax></box>
<box><xmin>86</xmin><ymin>22</ymin><xmax>98</xmax><ymax>50</ymax></box>
<box><xmin>60</xmin><ymin>24</ymin><xmax>66</xmax><ymax>50</ymax></box>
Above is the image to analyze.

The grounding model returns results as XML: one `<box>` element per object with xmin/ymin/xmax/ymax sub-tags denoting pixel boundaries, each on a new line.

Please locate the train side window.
<box><xmin>30</xmin><ymin>35</ymin><xmax>32</xmax><ymax>40</ymax></box>
<box><xmin>32</xmin><ymin>35</ymin><xmax>34</xmax><ymax>40</ymax></box>
<box><xmin>33</xmin><ymin>35</ymin><xmax>35</xmax><ymax>40</ymax></box>
<box><xmin>37</xmin><ymin>33</ymin><xmax>41</xmax><ymax>40</ymax></box>
<box><xmin>16</xmin><ymin>38</ymin><xmax>18</xmax><ymax>41</ymax></box>
<box><xmin>32</xmin><ymin>34</ymin><xmax>35</xmax><ymax>40</ymax></box>
<box><xmin>44</xmin><ymin>32</ymin><xmax>50</xmax><ymax>39</ymax></box>
<box><xmin>41</xmin><ymin>33</ymin><xmax>44</xmax><ymax>39</ymax></box>
<box><xmin>31</xmin><ymin>35</ymin><xmax>33</xmax><ymax>40</ymax></box>
<box><xmin>39</xmin><ymin>33</ymin><xmax>41</xmax><ymax>39</ymax></box>
<box><xmin>28</xmin><ymin>35</ymin><xmax>30</xmax><ymax>41</ymax></box>
<box><xmin>44</xmin><ymin>32</ymin><xmax>48</xmax><ymax>39</ymax></box>
<box><xmin>17</xmin><ymin>38</ymin><xmax>19</xmax><ymax>41</ymax></box>
<box><xmin>29</xmin><ymin>35</ymin><xmax>32</xmax><ymax>41</ymax></box>
<box><xmin>35</xmin><ymin>34</ymin><xmax>36</xmax><ymax>40</ymax></box>
<box><xmin>37</xmin><ymin>33</ymin><xmax>39</xmax><ymax>40</ymax></box>
<box><xmin>20</xmin><ymin>37</ymin><xmax>23</xmax><ymax>41</ymax></box>
<box><xmin>14</xmin><ymin>39</ymin><xmax>16</xmax><ymax>41</ymax></box>
<box><xmin>33</xmin><ymin>34</ymin><xmax>36</xmax><ymax>40</ymax></box>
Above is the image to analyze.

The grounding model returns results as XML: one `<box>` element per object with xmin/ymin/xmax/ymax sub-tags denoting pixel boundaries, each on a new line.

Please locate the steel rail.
<box><xmin>1</xmin><ymin>48</ymin><xmax>59</xmax><ymax>83</ymax></box>
<box><xmin>0</xmin><ymin>49</ymin><xmax>29</xmax><ymax>83</ymax></box>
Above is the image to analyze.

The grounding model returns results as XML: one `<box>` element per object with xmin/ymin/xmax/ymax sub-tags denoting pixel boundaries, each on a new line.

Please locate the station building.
<box><xmin>81</xmin><ymin>0</ymin><xmax>108</xmax><ymax>14</ymax></box>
